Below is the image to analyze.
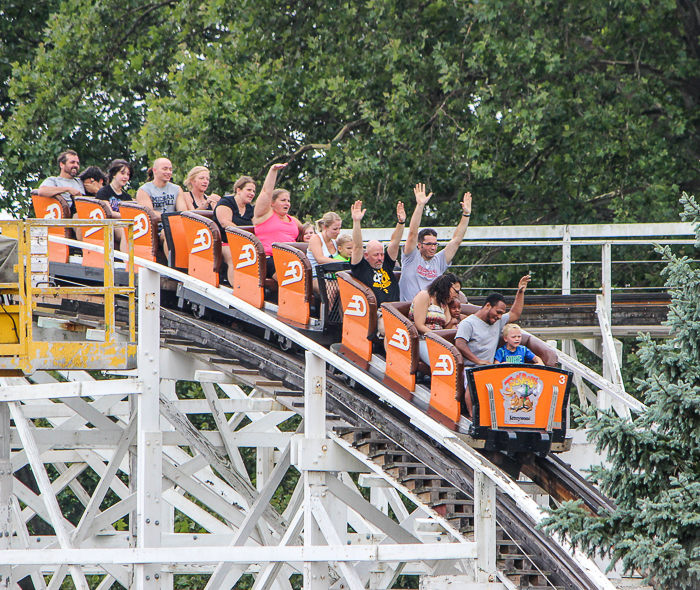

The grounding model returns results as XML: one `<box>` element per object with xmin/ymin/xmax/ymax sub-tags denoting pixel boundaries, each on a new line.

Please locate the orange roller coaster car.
<box><xmin>31</xmin><ymin>193</ymin><xmax>71</xmax><ymax>263</ymax></box>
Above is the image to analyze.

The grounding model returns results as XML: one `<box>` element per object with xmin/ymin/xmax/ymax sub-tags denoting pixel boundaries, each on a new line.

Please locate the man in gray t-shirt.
<box><xmin>455</xmin><ymin>276</ymin><xmax>531</xmax><ymax>366</ymax></box>
<box><xmin>399</xmin><ymin>183</ymin><xmax>473</xmax><ymax>301</ymax></box>
<box><xmin>38</xmin><ymin>150</ymin><xmax>85</xmax><ymax>212</ymax></box>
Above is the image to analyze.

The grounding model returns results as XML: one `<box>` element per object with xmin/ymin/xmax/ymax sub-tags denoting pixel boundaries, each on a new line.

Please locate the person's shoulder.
<box><xmin>95</xmin><ymin>186</ymin><xmax>112</xmax><ymax>200</ymax></box>
<box><xmin>402</xmin><ymin>247</ymin><xmax>418</xmax><ymax>263</ymax></box>
<box><xmin>456</xmin><ymin>316</ymin><xmax>474</xmax><ymax>336</ymax></box>
<box><xmin>167</xmin><ymin>182</ymin><xmax>181</xmax><ymax>192</ymax></box>
<box><xmin>138</xmin><ymin>181</ymin><xmax>153</xmax><ymax>192</ymax></box>
<box><xmin>215</xmin><ymin>194</ymin><xmax>234</xmax><ymax>208</ymax></box>
<box><xmin>350</xmin><ymin>257</ymin><xmax>367</xmax><ymax>270</ymax></box>
<box><xmin>412</xmin><ymin>289</ymin><xmax>430</xmax><ymax>303</ymax></box>
<box><xmin>40</xmin><ymin>176</ymin><xmax>59</xmax><ymax>187</ymax></box>
<box><xmin>520</xmin><ymin>344</ymin><xmax>535</xmax><ymax>357</ymax></box>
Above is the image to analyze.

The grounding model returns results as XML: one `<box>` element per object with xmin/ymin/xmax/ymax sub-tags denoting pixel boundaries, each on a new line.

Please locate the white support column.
<box><xmin>601</xmin><ymin>242</ymin><xmax>612</xmax><ymax>325</ymax></box>
<box><xmin>561</xmin><ymin>225</ymin><xmax>571</xmax><ymax>296</ymax></box>
<box><xmin>474</xmin><ymin>471</ymin><xmax>496</xmax><ymax>584</ymax></box>
<box><xmin>136</xmin><ymin>268</ymin><xmax>163</xmax><ymax>589</ymax></box>
<box><xmin>304</xmin><ymin>352</ymin><xmax>330</xmax><ymax>590</ymax></box>
<box><xmin>0</xmin><ymin>402</ymin><xmax>11</xmax><ymax>589</ymax></box>
<box><xmin>560</xmin><ymin>227</ymin><xmax>573</xmax><ymax>390</ymax></box>
<box><xmin>257</xmin><ymin>447</ymin><xmax>274</xmax><ymax>492</ymax></box>
<box><xmin>160</xmin><ymin>380</ymin><xmax>176</xmax><ymax>590</ymax></box>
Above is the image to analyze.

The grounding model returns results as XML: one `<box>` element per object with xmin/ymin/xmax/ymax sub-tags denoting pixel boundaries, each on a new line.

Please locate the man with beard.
<box><xmin>38</xmin><ymin>150</ymin><xmax>85</xmax><ymax>214</ymax></box>
<box><xmin>399</xmin><ymin>183</ymin><xmax>473</xmax><ymax>302</ymax></box>
<box><xmin>455</xmin><ymin>275</ymin><xmax>531</xmax><ymax>367</ymax></box>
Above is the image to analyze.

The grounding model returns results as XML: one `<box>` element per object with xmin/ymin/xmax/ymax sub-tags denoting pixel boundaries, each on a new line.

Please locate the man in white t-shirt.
<box><xmin>399</xmin><ymin>184</ymin><xmax>472</xmax><ymax>301</ymax></box>
<box><xmin>455</xmin><ymin>275</ymin><xmax>531</xmax><ymax>367</ymax></box>
<box><xmin>37</xmin><ymin>150</ymin><xmax>85</xmax><ymax>214</ymax></box>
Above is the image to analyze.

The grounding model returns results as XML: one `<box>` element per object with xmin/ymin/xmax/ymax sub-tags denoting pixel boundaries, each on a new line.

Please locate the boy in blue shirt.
<box><xmin>494</xmin><ymin>324</ymin><xmax>544</xmax><ymax>365</ymax></box>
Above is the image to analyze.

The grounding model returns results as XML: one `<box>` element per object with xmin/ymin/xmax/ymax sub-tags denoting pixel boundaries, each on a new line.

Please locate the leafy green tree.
<box><xmin>3</xmin><ymin>0</ymin><xmax>700</xmax><ymax>229</ymax></box>
<box><xmin>542</xmin><ymin>192</ymin><xmax>700</xmax><ymax>589</ymax></box>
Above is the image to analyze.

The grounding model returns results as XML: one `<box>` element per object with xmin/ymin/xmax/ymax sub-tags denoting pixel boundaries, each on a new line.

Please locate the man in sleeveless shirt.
<box><xmin>136</xmin><ymin>158</ymin><xmax>183</xmax><ymax>220</ymax></box>
<box><xmin>136</xmin><ymin>157</ymin><xmax>184</xmax><ymax>254</ymax></box>
<box><xmin>399</xmin><ymin>184</ymin><xmax>473</xmax><ymax>302</ymax></box>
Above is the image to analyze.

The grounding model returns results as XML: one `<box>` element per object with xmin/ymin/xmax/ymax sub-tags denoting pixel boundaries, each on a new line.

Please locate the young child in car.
<box><xmin>494</xmin><ymin>323</ymin><xmax>544</xmax><ymax>365</ymax></box>
<box><xmin>332</xmin><ymin>234</ymin><xmax>354</xmax><ymax>262</ymax></box>
<box><xmin>446</xmin><ymin>298</ymin><xmax>466</xmax><ymax>328</ymax></box>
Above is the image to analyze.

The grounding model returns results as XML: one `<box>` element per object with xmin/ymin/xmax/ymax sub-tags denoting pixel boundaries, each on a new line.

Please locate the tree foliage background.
<box><xmin>2</xmin><ymin>0</ymin><xmax>700</xmax><ymax>228</ymax></box>
<box><xmin>543</xmin><ymin>193</ymin><xmax>700</xmax><ymax>589</ymax></box>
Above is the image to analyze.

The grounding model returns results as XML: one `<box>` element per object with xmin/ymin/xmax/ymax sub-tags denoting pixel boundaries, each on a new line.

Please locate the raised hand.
<box><xmin>461</xmin><ymin>191</ymin><xmax>472</xmax><ymax>215</ymax></box>
<box><xmin>413</xmin><ymin>183</ymin><xmax>433</xmax><ymax>207</ymax></box>
<box><xmin>351</xmin><ymin>200</ymin><xmax>366</xmax><ymax>222</ymax></box>
<box><xmin>270</xmin><ymin>163</ymin><xmax>288</xmax><ymax>172</ymax></box>
<box><xmin>397</xmin><ymin>201</ymin><xmax>406</xmax><ymax>223</ymax></box>
<box><xmin>517</xmin><ymin>275</ymin><xmax>531</xmax><ymax>292</ymax></box>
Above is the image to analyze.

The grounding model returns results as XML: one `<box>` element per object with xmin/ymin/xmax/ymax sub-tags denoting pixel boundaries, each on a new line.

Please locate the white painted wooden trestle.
<box><xmin>0</xmin><ymin>228</ymin><xmax>652</xmax><ymax>590</ymax></box>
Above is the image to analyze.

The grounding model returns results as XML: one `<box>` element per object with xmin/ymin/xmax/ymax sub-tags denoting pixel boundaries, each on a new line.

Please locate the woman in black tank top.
<box><xmin>175</xmin><ymin>166</ymin><xmax>221</xmax><ymax>212</ymax></box>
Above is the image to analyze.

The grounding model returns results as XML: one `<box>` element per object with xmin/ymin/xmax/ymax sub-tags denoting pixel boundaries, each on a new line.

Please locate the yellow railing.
<box><xmin>0</xmin><ymin>219</ymin><xmax>137</xmax><ymax>374</ymax></box>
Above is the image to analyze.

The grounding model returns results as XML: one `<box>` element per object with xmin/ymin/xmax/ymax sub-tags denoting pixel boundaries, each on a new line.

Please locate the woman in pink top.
<box><xmin>252</xmin><ymin>163</ymin><xmax>302</xmax><ymax>279</ymax></box>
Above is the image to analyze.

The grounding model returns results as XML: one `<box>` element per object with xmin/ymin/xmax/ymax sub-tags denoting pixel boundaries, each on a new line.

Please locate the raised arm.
<box><xmin>508</xmin><ymin>275</ymin><xmax>531</xmax><ymax>323</ymax></box>
<box><xmin>350</xmin><ymin>200</ymin><xmax>366</xmax><ymax>265</ymax></box>
<box><xmin>386</xmin><ymin>202</ymin><xmax>406</xmax><ymax>261</ymax></box>
<box><xmin>442</xmin><ymin>191</ymin><xmax>472</xmax><ymax>264</ymax></box>
<box><xmin>253</xmin><ymin>163</ymin><xmax>287</xmax><ymax>222</ymax></box>
<box><xmin>403</xmin><ymin>183</ymin><xmax>432</xmax><ymax>255</ymax></box>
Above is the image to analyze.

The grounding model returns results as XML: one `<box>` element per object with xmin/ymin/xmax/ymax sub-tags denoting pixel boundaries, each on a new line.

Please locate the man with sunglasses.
<box><xmin>399</xmin><ymin>184</ymin><xmax>472</xmax><ymax>301</ymax></box>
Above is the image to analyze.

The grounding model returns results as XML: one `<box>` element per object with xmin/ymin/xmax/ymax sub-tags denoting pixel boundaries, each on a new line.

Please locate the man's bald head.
<box><xmin>150</xmin><ymin>158</ymin><xmax>173</xmax><ymax>186</ymax></box>
<box><xmin>364</xmin><ymin>240</ymin><xmax>385</xmax><ymax>269</ymax></box>
<box><xmin>153</xmin><ymin>158</ymin><xmax>172</xmax><ymax>170</ymax></box>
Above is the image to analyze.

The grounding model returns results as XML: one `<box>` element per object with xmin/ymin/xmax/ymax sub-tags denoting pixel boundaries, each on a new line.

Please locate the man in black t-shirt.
<box><xmin>350</xmin><ymin>199</ymin><xmax>406</xmax><ymax>338</ymax></box>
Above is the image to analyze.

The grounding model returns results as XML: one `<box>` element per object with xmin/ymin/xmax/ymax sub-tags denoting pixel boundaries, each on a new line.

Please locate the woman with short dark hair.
<box><xmin>96</xmin><ymin>159</ymin><xmax>133</xmax><ymax>214</ymax></box>
<box><xmin>96</xmin><ymin>159</ymin><xmax>134</xmax><ymax>252</ymax></box>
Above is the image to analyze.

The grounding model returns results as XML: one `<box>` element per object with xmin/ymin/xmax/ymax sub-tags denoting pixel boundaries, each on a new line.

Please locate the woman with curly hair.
<box><xmin>409</xmin><ymin>272</ymin><xmax>461</xmax><ymax>364</ymax></box>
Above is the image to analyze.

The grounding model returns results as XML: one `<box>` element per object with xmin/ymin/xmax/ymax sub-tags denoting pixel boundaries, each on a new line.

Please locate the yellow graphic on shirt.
<box><xmin>373</xmin><ymin>268</ymin><xmax>392</xmax><ymax>293</ymax></box>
